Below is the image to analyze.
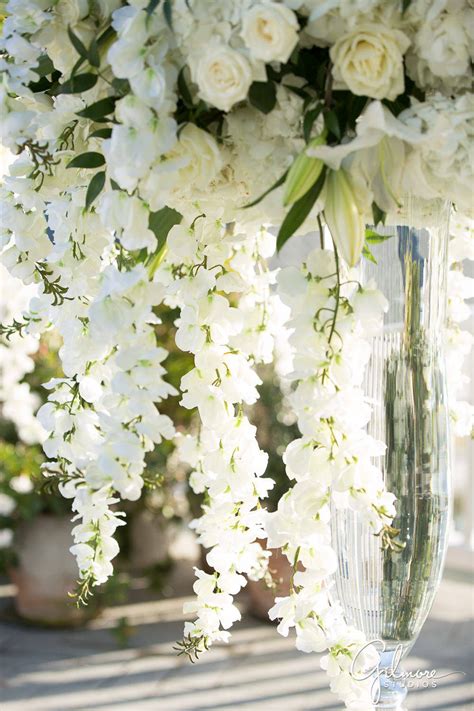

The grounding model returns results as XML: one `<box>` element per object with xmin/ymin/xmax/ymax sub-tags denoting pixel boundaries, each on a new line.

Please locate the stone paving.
<box><xmin>0</xmin><ymin>556</ymin><xmax>473</xmax><ymax>711</ymax></box>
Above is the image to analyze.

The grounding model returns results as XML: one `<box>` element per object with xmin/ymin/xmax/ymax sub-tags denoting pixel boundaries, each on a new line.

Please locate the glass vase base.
<box><xmin>375</xmin><ymin>681</ymin><xmax>407</xmax><ymax>710</ymax></box>
<box><xmin>374</xmin><ymin>650</ymin><xmax>408</xmax><ymax>710</ymax></box>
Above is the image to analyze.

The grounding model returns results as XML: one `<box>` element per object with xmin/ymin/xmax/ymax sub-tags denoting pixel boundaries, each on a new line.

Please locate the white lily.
<box><xmin>324</xmin><ymin>169</ymin><xmax>365</xmax><ymax>267</ymax></box>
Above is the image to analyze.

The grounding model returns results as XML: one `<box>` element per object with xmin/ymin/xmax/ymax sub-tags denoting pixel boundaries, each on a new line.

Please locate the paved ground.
<box><xmin>0</xmin><ymin>555</ymin><xmax>472</xmax><ymax>711</ymax></box>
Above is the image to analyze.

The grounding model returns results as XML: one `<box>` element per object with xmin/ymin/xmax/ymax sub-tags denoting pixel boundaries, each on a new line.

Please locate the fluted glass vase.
<box><xmin>332</xmin><ymin>197</ymin><xmax>452</xmax><ymax>710</ymax></box>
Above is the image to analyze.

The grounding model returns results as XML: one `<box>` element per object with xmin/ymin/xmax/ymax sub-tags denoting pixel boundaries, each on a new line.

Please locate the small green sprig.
<box><xmin>378</xmin><ymin>523</ymin><xmax>406</xmax><ymax>553</ymax></box>
<box><xmin>36</xmin><ymin>263</ymin><xmax>70</xmax><ymax>306</ymax></box>
<box><xmin>68</xmin><ymin>572</ymin><xmax>96</xmax><ymax>608</ymax></box>
<box><xmin>173</xmin><ymin>634</ymin><xmax>209</xmax><ymax>663</ymax></box>
<box><xmin>23</xmin><ymin>139</ymin><xmax>59</xmax><ymax>189</ymax></box>
<box><xmin>0</xmin><ymin>317</ymin><xmax>29</xmax><ymax>339</ymax></box>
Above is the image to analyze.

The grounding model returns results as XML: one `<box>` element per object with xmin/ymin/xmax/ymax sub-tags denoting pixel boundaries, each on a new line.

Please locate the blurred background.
<box><xmin>0</xmin><ymin>252</ymin><xmax>472</xmax><ymax>711</ymax></box>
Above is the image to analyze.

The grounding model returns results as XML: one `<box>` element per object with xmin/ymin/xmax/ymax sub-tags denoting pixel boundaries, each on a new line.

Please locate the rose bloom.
<box><xmin>330</xmin><ymin>24</ymin><xmax>410</xmax><ymax>101</ymax></box>
<box><xmin>193</xmin><ymin>45</ymin><xmax>253</xmax><ymax>112</ymax></box>
<box><xmin>241</xmin><ymin>2</ymin><xmax>299</xmax><ymax>63</ymax></box>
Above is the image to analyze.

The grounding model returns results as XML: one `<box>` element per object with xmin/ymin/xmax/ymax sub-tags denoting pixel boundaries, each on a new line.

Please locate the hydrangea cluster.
<box><xmin>0</xmin><ymin>0</ymin><xmax>472</xmax><ymax>705</ymax></box>
<box><xmin>265</xmin><ymin>248</ymin><xmax>393</xmax><ymax>708</ymax></box>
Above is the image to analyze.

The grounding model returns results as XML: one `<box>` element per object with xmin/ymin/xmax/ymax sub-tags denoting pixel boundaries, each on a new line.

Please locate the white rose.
<box><xmin>241</xmin><ymin>2</ymin><xmax>299</xmax><ymax>63</ymax></box>
<box><xmin>330</xmin><ymin>24</ymin><xmax>410</xmax><ymax>101</ymax></box>
<box><xmin>193</xmin><ymin>45</ymin><xmax>253</xmax><ymax>112</ymax></box>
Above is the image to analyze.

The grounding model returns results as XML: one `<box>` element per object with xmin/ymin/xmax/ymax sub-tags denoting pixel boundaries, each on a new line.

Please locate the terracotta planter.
<box><xmin>9</xmin><ymin>514</ymin><xmax>93</xmax><ymax>626</ymax></box>
<box><xmin>246</xmin><ymin>545</ymin><xmax>293</xmax><ymax>622</ymax></box>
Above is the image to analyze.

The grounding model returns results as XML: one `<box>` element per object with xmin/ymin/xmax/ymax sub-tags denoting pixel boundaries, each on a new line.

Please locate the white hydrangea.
<box><xmin>406</xmin><ymin>6</ymin><xmax>474</xmax><ymax>92</ymax></box>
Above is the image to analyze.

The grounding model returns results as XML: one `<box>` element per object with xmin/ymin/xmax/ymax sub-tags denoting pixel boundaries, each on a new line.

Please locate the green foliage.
<box><xmin>0</xmin><ymin>337</ymin><xmax>68</xmax><ymax>574</ymax></box>
<box><xmin>77</xmin><ymin>98</ymin><xmax>116</xmax><ymax>121</ymax></box>
<box><xmin>174</xmin><ymin>634</ymin><xmax>209</xmax><ymax>662</ymax></box>
<box><xmin>85</xmin><ymin>171</ymin><xmax>106</xmax><ymax>208</ymax></box>
<box><xmin>67</xmin><ymin>152</ymin><xmax>106</xmax><ymax>169</ymax></box>
<box><xmin>248</xmin><ymin>81</ymin><xmax>277</xmax><ymax>114</ymax></box>
<box><xmin>145</xmin><ymin>0</ymin><xmax>172</xmax><ymax>27</ymax></box>
<box><xmin>365</xmin><ymin>229</ymin><xmax>391</xmax><ymax>244</ymax></box>
<box><xmin>88</xmin><ymin>127</ymin><xmax>112</xmax><ymax>140</ymax></box>
<box><xmin>0</xmin><ymin>442</ymin><xmax>70</xmax><ymax>516</ymax></box>
<box><xmin>303</xmin><ymin>103</ymin><xmax>323</xmax><ymax>143</ymax></box>
<box><xmin>56</xmin><ymin>73</ymin><xmax>98</xmax><ymax>94</ymax></box>
<box><xmin>371</xmin><ymin>202</ymin><xmax>387</xmax><ymax>226</ymax></box>
<box><xmin>148</xmin><ymin>206</ymin><xmax>183</xmax><ymax>252</ymax></box>
<box><xmin>277</xmin><ymin>167</ymin><xmax>326</xmax><ymax>251</ymax></box>
<box><xmin>362</xmin><ymin>244</ymin><xmax>378</xmax><ymax>264</ymax></box>
<box><xmin>323</xmin><ymin>109</ymin><xmax>341</xmax><ymax>140</ymax></box>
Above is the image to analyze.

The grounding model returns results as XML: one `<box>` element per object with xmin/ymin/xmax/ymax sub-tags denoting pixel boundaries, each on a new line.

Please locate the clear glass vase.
<box><xmin>331</xmin><ymin>197</ymin><xmax>452</xmax><ymax>710</ymax></box>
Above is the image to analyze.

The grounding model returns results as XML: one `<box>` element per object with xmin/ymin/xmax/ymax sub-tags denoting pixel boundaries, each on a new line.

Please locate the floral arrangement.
<box><xmin>0</xmin><ymin>0</ymin><xmax>473</xmax><ymax>707</ymax></box>
<box><xmin>0</xmin><ymin>261</ymin><xmax>71</xmax><ymax>563</ymax></box>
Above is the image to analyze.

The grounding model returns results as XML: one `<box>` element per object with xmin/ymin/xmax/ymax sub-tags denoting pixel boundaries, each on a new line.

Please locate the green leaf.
<box><xmin>111</xmin><ymin>77</ymin><xmax>130</xmax><ymax>96</ymax></box>
<box><xmin>286</xmin><ymin>85</ymin><xmax>309</xmax><ymax>100</ymax></box>
<box><xmin>371</xmin><ymin>201</ymin><xmax>386</xmax><ymax>226</ymax></box>
<box><xmin>248</xmin><ymin>81</ymin><xmax>277</xmax><ymax>115</ymax></box>
<box><xmin>277</xmin><ymin>167</ymin><xmax>326</xmax><ymax>252</ymax></box>
<box><xmin>57</xmin><ymin>73</ymin><xmax>98</xmax><ymax>95</ymax></box>
<box><xmin>163</xmin><ymin>0</ymin><xmax>173</xmax><ymax>28</ymax></box>
<box><xmin>303</xmin><ymin>104</ymin><xmax>322</xmax><ymax>143</ymax></box>
<box><xmin>85</xmin><ymin>171</ymin><xmax>106</xmax><ymax>209</ymax></box>
<box><xmin>178</xmin><ymin>67</ymin><xmax>193</xmax><ymax>108</ymax></box>
<box><xmin>67</xmin><ymin>27</ymin><xmax>88</xmax><ymax>59</ymax></box>
<box><xmin>32</xmin><ymin>55</ymin><xmax>55</xmax><ymax>77</ymax></box>
<box><xmin>324</xmin><ymin>110</ymin><xmax>341</xmax><ymax>140</ymax></box>
<box><xmin>365</xmin><ymin>229</ymin><xmax>391</xmax><ymax>244</ymax></box>
<box><xmin>244</xmin><ymin>170</ymin><xmax>288</xmax><ymax>209</ymax></box>
<box><xmin>401</xmin><ymin>0</ymin><xmax>412</xmax><ymax>13</ymax></box>
<box><xmin>70</xmin><ymin>55</ymin><xmax>86</xmax><ymax>78</ymax></box>
<box><xmin>67</xmin><ymin>152</ymin><xmax>105</xmax><ymax>169</ymax></box>
<box><xmin>362</xmin><ymin>244</ymin><xmax>378</xmax><ymax>264</ymax></box>
<box><xmin>148</xmin><ymin>206</ymin><xmax>182</xmax><ymax>252</ymax></box>
<box><xmin>88</xmin><ymin>127</ymin><xmax>113</xmax><ymax>139</ymax></box>
<box><xmin>145</xmin><ymin>0</ymin><xmax>161</xmax><ymax>16</ymax></box>
<box><xmin>77</xmin><ymin>97</ymin><xmax>116</xmax><ymax>120</ymax></box>
<box><xmin>88</xmin><ymin>38</ymin><xmax>100</xmax><ymax>68</ymax></box>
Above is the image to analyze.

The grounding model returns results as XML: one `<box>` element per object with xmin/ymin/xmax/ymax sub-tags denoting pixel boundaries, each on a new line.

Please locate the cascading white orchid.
<box><xmin>266</xmin><ymin>246</ymin><xmax>396</xmax><ymax>709</ymax></box>
<box><xmin>0</xmin><ymin>0</ymin><xmax>473</xmax><ymax>705</ymax></box>
<box><xmin>0</xmin><ymin>263</ymin><xmax>46</xmax><ymax>446</ymax></box>
<box><xmin>153</xmin><ymin>216</ymin><xmax>287</xmax><ymax>655</ymax></box>
<box><xmin>35</xmin><ymin>263</ymin><xmax>176</xmax><ymax>595</ymax></box>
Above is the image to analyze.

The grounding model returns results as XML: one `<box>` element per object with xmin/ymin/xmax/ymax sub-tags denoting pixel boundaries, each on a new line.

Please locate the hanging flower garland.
<box><xmin>0</xmin><ymin>263</ymin><xmax>46</xmax><ymax>445</ymax></box>
<box><xmin>154</xmin><ymin>216</ymin><xmax>284</xmax><ymax>655</ymax></box>
<box><xmin>265</xmin><ymin>247</ymin><xmax>394</xmax><ymax>708</ymax></box>
<box><xmin>1</xmin><ymin>0</ymin><xmax>473</xmax><ymax>705</ymax></box>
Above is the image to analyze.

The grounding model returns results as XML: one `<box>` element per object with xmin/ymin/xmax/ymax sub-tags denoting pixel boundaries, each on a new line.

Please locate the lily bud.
<box><xmin>324</xmin><ymin>169</ymin><xmax>365</xmax><ymax>267</ymax></box>
<box><xmin>283</xmin><ymin>133</ymin><xmax>326</xmax><ymax>206</ymax></box>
